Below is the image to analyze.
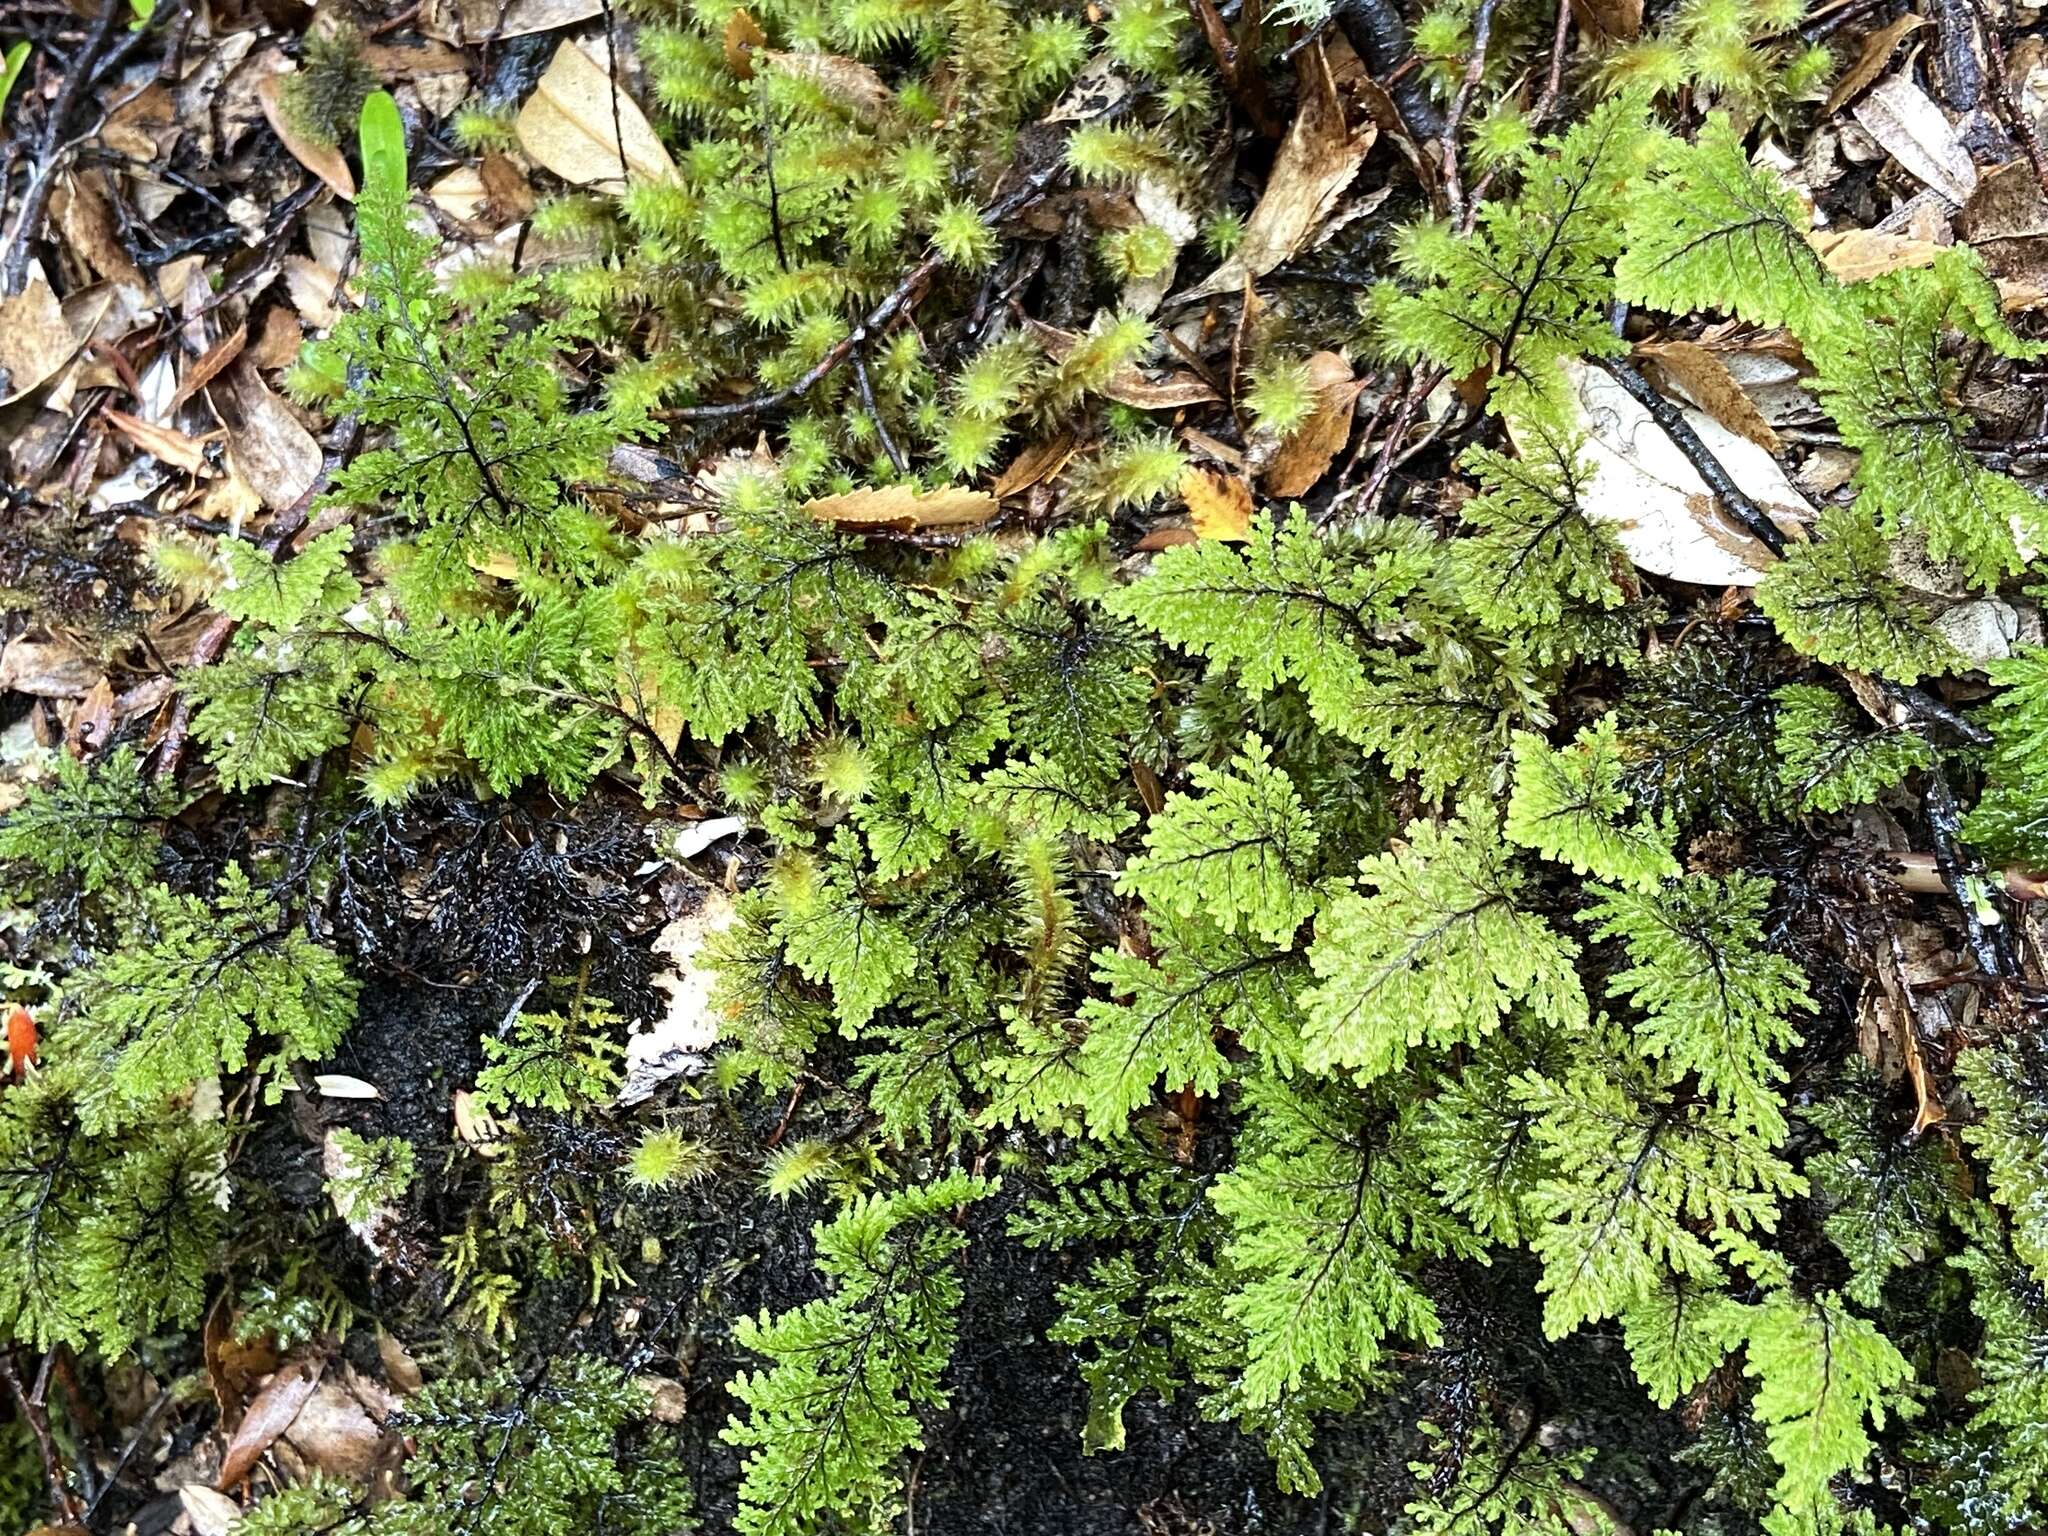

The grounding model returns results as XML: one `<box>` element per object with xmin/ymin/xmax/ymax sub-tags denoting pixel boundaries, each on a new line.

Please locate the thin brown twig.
<box><xmin>1437</xmin><ymin>0</ymin><xmax>1502</xmax><ymax>225</ymax></box>
<box><xmin>1</xmin><ymin>1351</ymin><xmax>79</xmax><ymax>1524</ymax></box>
<box><xmin>1463</xmin><ymin>0</ymin><xmax>1573</xmax><ymax>225</ymax></box>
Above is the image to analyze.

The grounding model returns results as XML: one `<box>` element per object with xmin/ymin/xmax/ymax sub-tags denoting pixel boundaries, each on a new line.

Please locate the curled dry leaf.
<box><xmin>991</xmin><ymin>433</ymin><xmax>1077</xmax><ymax>497</ymax></box>
<box><xmin>804</xmin><ymin>483</ymin><xmax>997</xmax><ymax>530</ymax></box>
<box><xmin>1552</xmin><ymin>360</ymin><xmax>1813</xmax><ymax>587</ymax></box>
<box><xmin>516</xmin><ymin>38</ymin><xmax>677</xmax><ymax>187</ymax></box>
<box><xmin>1180</xmin><ymin>466</ymin><xmax>1255</xmax><ymax>541</ymax></box>
<box><xmin>218</xmin><ymin>1358</ymin><xmax>323</xmax><ymax>1489</ymax></box>
<box><xmin>257</xmin><ymin>73</ymin><xmax>356</xmax><ymax>201</ymax></box>
<box><xmin>170</xmin><ymin>324</ymin><xmax>248</xmax><ymax>414</ymax></box>
<box><xmin>1635</xmin><ymin>340</ymin><xmax>1781</xmax><ymax>453</ymax></box>
<box><xmin>1263</xmin><ymin>351</ymin><xmax>1363</xmax><ymax>497</ymax></box>
<box><xmin>1851</xmin><ymin>74</ymin><xmax>1978</xmax><ymax>204</ymax></box>
<box><xmin>1183</xmin><ymin>39</ymin><xmax>1376</xmax><ymax>299</ymax></box>
<box><xmin>1824</xmin><ymin>12</ymin><xmax>1929</xmax><ymax>115</ymax></box>
<box><xmin>279</xmin><ymin>1375</ymin><xmax>390</xmax><ymax>1481</ymax></box>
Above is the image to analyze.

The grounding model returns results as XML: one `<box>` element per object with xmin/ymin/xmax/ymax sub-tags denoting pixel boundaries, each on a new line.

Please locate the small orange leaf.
<box><xmin>1180</xmin><ymin>467</ymin><xmax>1254</xmax><ymax>542</ymax></box>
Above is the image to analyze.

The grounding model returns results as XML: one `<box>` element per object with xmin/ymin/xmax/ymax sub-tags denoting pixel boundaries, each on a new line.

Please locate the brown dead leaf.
<box><xmin>257</xmin><ymin>73</ymin><xmax>356</xmax><ymax>201</ymax></box>
<box><xmin>211</xmin><ymin>362</ymin><xmax>321</xmax><ymax>512</ymax></box>
<box><xmin>248</xmin><ymin>307</ymin><xmax>304</xmax><ymax>372</ymax></box>
<box><xmin>1961</xmin><ymin>160</ymin><xmax>2048</xmax><ymax>290</ymax></box>
<box><xmin>1263</xmin><ymin>351</ymin><xmax>1363</xmax><ymax>497</ymax></box>
<box><xmin>1851</xmin><ymin>74</ymin><xmax>1977</xmax><ymax>204</ymax></box>
<box><xmin>516</xmin><ymin>39</ymin><xmax>676</xmax><ymax>187</ymax></box>
<box><xmin>104</xmin><ymin>410</ymin><xmax>216</xmax><ymax>475</ymax></box>
<box><xmin>51</xmin><ymin>171</ymin><xmax>143</xmax><ymax>287</ymax></box>
<box><xmin>279</xmin><ymin>1375</ymin><xmax>390</xmax><ymax>1481</ymax></box>
<box><xmin>1808</xmin><ymin>226</ymin><xmax>1945</xmax><ymax>281</ymax></box>
<box><xmin>480</xmin><ymin>153</ymin><xmax>537</xmax><ymax>220</ymax></box>
<box><xmin>1136</xmin><ymin>526</ymin><xmax>1199</xmax><ymax>550</ymax></box>
<box><xmin>805</xmin><ymin>484</ymin><xmax>998</xmax><ymax>530</ymax></box>
<box><xmin>205</xmin><ymin>1295</ymin><xmax>281</xmax><ymax>1430</ymax></box>
<box><xmin>171</xmin><ymin>324</ymin><xmax>249</xmax><ymax>412</ymax></box>
<box><xmin>1181</xmin><ymin>466</ymin><xmax>1254</xmax><ymax>541</ymax></box>
<box><xmin>1824</xmin><ymin>12</ymin><xmax>1929</xmax><ymax>114</ymax></box>
<box><xmin>1637</xmin><ymin>340</ymin><xmax>1781</xmax><ymax>453</ymax></box>
<box><xmin>218</xmin><ymin>1358</ymin><xmax>323</xmax><ymax>1489</ymax></box>
<box><xmin>725</xmin><ymin>8</ymin><xmax>768</xmax><ymax>74</ymax></box>
<box><xmin>0</xmin><ymin>278</ymin><xmax>87</xmax><ymax>405</ymax></box>
<box><xmin>67</xmin><ymin>676</ymin><xmax>116</xmax><ymax>754</ymax></box>
<box><xmin>761</xmin><ymin>49</ymin><xmax>891</xmax><ymax>118</ymax></box>
<box><xmin>991</xmin><ymin>434</ymin><xmax>1077</xmax><ymax>497</ymax></box>
<box><xmin>377</xmin><ymin>1330</ymin><xmax>425</xmax><ymax>1395</ymax></box>
<box><xmin>0</xmin><ymin>638</ymin><xmax>98</xmax><ymax>698</ymax></box>
<box><xmin>1184</xmin><ymin>40</ymin><xmax>1376</xmax><ymax>299</ymax></box>
<box><xmin>1568</xmin><ymin>0</ymin><xmax>1643</xmax><ymax>42</ymax></box>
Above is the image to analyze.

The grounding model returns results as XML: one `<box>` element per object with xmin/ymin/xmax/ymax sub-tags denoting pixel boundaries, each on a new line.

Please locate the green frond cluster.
<box><xmin>724</xmin><ymin>1174</ymin><xmax>991</xmax><ymax>1536</ymax></box>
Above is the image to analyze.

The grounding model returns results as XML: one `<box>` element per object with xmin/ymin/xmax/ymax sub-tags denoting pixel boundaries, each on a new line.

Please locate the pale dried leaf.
<box><xmin>1808</xmin><ymin>226</ymin><xmax>1945</xmax><ymax>281</ymax></box>
<box><xmin>1184</xmin><ymin>41</ymin><xmax>1376</xmax><ymax>299</ymax></box>
<box><xmin>180</xmin><ymin>1485</ymin><xmax>243</xmax><ymax>1536</ymax></box>
<box><xmin>1824</xmin><ymin>12</ymin><xmax>1929</xmax><ymax>114</ymax></box>
<box><xmin>804</xmin><ymin>484</ymin><xmax>997</xmax><ymax>530</ymax></box>
<box><xmin>670</xmin><ymin>815</ymin><xmax>747</xmax><ymax>860</ymax></box>
<box><xmin>1636</xmin><ymin>340</ymin><xmax>1781</xmax><ymax>453</ymax></box>
<box><xmin>0</xmin><ymin>639</ymin><xmax>98</xmax><ymax>698</ymax></box>
<box><xmin>217</xmin><ymin>1360</ymin><xmax>323</xmax><ymax>1489</ymax></box>
<box><xmin>1181</xmin><ymin>467</ymin><xmax>1254</xmax><ymax>541</ymax></box>
<box><xmin>516</xmin><ymin>39</ymin><xmax>676</xmax><ymax>187</ymax></box>
<box><xmin>1022</xmin><ymin>320</ymin><xmax>1221</xmax><ymax>409</ymax></box>
<box><xmin>313</xmin><ymin>1074</ymin><xmax>382</xmax><ymax>1099</ymax></box>
<box><xmin>618</xmin><ymin>890</ymin><xmax>738</xmax><ymax>1106</ymax></box>
<box><xmin>257</xmin><ymin>73</ymin><xmax>356</xmax><ymax>200</ymax></box>
<box><xmin>1852</xmin><ymin>73</ymin><xmax>1978</xmax><ymax>203</ymax></box>
<box><xmin>52</xmin><ymin>171</ymin><xmax>143</xmax><ymax>287</ymax></box>
<box><xmin>283</xmin><ymin>256</ymin><xmax>344</xmax><ymax>329</ymax></box>
<box><xmin>1263</xmin><ymin>351</ymin><xmax>1363</xmax><ymax>497</ymax></box>
<box><xmin>1555</xmin><ymin>359</ymin><xmax>1812</xmax><ymax>586</ymax></box>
